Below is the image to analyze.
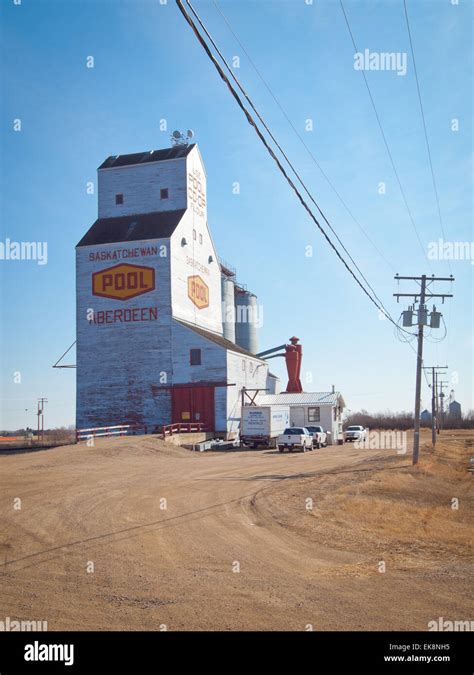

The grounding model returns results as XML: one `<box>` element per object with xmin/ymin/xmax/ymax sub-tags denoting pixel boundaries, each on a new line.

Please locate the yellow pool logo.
<box><xmin>188</xmin><ymin>275</ymin><xmax>209</xmax><ymax>309</ymax></box>
<box><xmin>92</xmin><ymin>263</ymin><xmax>155</xmax><ymax>301</ymax></box>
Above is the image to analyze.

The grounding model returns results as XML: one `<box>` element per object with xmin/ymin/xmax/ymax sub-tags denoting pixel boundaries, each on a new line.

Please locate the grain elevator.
<box><xmin>76</xmin><ymin>142</ymin><xmax>273</xmax><ymax>436</ymax></box>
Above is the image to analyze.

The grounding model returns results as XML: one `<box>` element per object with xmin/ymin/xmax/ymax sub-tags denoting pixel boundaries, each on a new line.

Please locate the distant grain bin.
<box><xmin>235</xmin><ymin>287</ymin><xmax>259</xmax><ymax>355</ymax></box>
<box><xmin>448</xmin><ymin>400</ymin><xmax>462</xmax><ymax>419</ymax></box>
<box><xmin>75</xmin><ymin>142</ymin><xmax>272</xmax><ymax>437</ymax></box>
<box><xmin>420</xmin><ymin>409</ymin><xmax>432</xmax><ymax>423</ymax></box>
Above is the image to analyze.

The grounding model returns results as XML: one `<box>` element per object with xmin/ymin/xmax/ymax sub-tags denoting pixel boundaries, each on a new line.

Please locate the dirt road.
<box><xmin>0</xmin><ymin>431</ymin><xmax>472</xmax><ymax>630</ymax></box>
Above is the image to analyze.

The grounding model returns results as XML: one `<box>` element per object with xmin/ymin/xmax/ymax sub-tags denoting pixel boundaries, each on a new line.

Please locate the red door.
<box><xmin>172</xmin><ymin>387</ymin><xmax>215</xmax><ymax>430</ymax></box>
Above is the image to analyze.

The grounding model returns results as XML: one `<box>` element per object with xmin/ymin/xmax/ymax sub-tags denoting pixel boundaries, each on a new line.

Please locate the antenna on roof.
<box><xmin>170</xmin><ymin>129</ymin><xmax>195</xmax><ymax>146</ymax></box>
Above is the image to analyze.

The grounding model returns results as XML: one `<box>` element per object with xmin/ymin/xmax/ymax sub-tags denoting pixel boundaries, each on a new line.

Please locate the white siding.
<box><xmin>255</xmin><ymin>393</ymin><xmax>345</xmax><ymax>444</ymax></box>
<box><xmin>171</xmin><ymin>321</ymin><xmax>227</xmax><ymax>384</ymax></box>
<box><xmin>290</xmin><ymin>405</ymin><xmax>342</xmax><ymax>445</ymax></box>
<box><xmin>267</xmin><ymin>374</ymin><xmax>281</xmax><ymax>394</ymax></box>
<box><xmin>170</xmin><ymin>321</ymin><xmax>267</xmax><ymax>435</ymax></box>
<box><xmin>169</xmin><ymin>211</ymin><xmax>222</xmax><ymax>334</ymax></box>
<box><xmin>77</xmin><ymin>143</ymin><xmax>266</xmax><ymax>436</ymax></box>
<box><xmin>319</xmin><ymin>407</ymin><xmax>336</xmax><ymax>444</ymax></box>
<box><xmin>290</xmin><ymin>407</ymin><xmax>305</xmax><ymax>426</ymax></box>
<box><xmin>280</xmin><ymin>404</ymin><xmax>343</xmax><ymax>445</ymax></box>
<box><xmin>98</xmin><ymin>158</ymin><xmax>187</xmax><ymax>218</ymax></box>
<box><xmin>169</xmin><ymin>147</ymin><xmax>222</xmax><ymax>333</ymax></box>
<box><xmin>76</xmin><ymin>239</ymin><xmax>172</xmax><ymax>429</ymax></box>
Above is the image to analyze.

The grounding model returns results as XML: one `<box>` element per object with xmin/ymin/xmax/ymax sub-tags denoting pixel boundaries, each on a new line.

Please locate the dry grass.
<box><xmin>261</xmin><ymin>430</ymin><xmax>473</xmax><ymax>567</ymax></box>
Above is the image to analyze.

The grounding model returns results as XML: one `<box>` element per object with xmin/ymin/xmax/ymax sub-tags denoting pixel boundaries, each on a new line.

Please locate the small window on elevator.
<box><xmin>190</xmin><ymin>349</ymin><xmax>201</xmax><ymax>366</ymax></box>
<box><xmin>115</xmin><ymin>193</ymin><xmax>124</xmax><ymax>205</ymax></box>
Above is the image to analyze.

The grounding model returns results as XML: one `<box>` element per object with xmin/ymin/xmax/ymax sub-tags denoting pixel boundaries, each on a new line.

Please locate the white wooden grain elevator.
<box><xmin>76</xmin><ymin>142</ymin><xmax>273</xmax><ymax>436</ymax></box>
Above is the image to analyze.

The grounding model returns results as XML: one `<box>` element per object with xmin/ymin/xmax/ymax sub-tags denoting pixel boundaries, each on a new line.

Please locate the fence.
<box><xmin>160</xmin><ymin>423</ymin><xmax>208</xmax><ymax>438</ymax></box>
<box><xmin>76</xmin><ymin>422</ymin><xmax>209</xmax><ymax>442</ymax></box>
<box><xmin>76</xmin><ymin>424</ymin><xmax>147</xmax><ymax>441</ymax></box>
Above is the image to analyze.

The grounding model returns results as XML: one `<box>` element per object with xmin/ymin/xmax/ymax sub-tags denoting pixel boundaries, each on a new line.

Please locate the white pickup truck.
<box><xmin>306</xmin><ymin>425</ymin><xmax>328</xmax><ymax>449</ymax></box>
<box><xmin>277</xmin><ymin>427</ymin><xmax>313</xmax><ymax>453</ymax></box>
<box><xmin>344</xmin><ymin>425</ymin><xmax>368</xmax><ymax>442</ymax></box>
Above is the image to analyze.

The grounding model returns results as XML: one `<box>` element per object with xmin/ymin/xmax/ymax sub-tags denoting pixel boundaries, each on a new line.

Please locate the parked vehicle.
<box><xmin>240</xmin><ymin>405</ymin><xmax>290</xmax><ymax>448</ymax></box>
<box><xmin>306</xmin><ymin>425</ymin><xmax>328</xmax><ymax>448</ymax></box>
<box><xmin>344</xmin><ymin>425</ymin><xmax>368</xmax><ymax>442</ymax></box>
<box><xmin>277</xmin><ymin>427</ymin><xmax>313</xmax><ymax>453</ymax></box>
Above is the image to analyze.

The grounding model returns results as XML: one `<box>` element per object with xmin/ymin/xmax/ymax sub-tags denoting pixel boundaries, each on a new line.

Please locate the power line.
<box><xmin>443</xmin><ymin>298</ymin><xmax>453</xmax><ymax>380</ymax></box>
<box><xmin>339</xmin><ymin>0</ymin><xmax>431</xmax><ymax>269</ymax></box>
<box><xmin>187</xmin><ymin>0</ymin><xmax>389</xmax><ymax>315</ymax></box>
<box><xmin>403</xmin><ymin>0</ymin><xmax>452</xmax><ymax>276</ymax></box>
<box><xmin>393</xmin><ymin>312</ymin><xmax>419</xmax><ymax>359</ymax></box>
<box><xmin>422</xmin><ymin>366</ymin><xmax>431</xmax><ymax>389</ymax></box>
<box><xmin>425</xmin><ymin>315</ymin><xmax>448</xmax><ymax>343</ymax></box>
<box><xmin>211</xmin><ymin>0</ymin><xmax>396</xmax><ymax>274</ymax></box>
<box><xmin>177</xmin><ymin>0</ymin><xmax>410</xmax><ymax>335</ymax></box>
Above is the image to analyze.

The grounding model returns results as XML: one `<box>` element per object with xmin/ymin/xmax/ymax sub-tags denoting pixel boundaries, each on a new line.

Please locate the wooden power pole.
<box><xmin>438</xmin><ymin>381</ymin><xmax>448</xmax><ymax>432</ymax></box>
<box><xmin>37</xmin><ymin>398</ymin><xmax>48</xmax><ymax>441</ymax></box>
<box><xmin>423</xmin><ymin>366</ymin><xmax>448</xmax><ymax>447</ymax></box>
<box><xmin>394</xmin><ymin>274</ymin><xmax>454</xmax><ymax>465</ymax></box>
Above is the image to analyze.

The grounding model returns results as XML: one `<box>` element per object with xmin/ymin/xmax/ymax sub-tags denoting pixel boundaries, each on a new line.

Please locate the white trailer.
<box><xmin>240</xmin><ymin>405</ymin><xmax>290</xmax><ymax>448</ymax></box>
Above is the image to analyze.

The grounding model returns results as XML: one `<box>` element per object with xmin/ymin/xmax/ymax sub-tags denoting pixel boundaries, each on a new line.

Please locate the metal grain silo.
<box><xmin>221</xmin><ymin>276</ymin><xmax>236</xmax><ymax>342</ymax></box>
<box><xmin>235</xmin><ymin>288</ymin><xmax>258</xmax><ymax>354</ymax></box>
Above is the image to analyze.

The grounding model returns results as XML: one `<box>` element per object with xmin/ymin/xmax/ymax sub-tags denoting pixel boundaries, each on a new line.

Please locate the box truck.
<box><xmin>240</xmin><ymin>405</ymin><xmax>290</xmax><ymax>448</ymax></box>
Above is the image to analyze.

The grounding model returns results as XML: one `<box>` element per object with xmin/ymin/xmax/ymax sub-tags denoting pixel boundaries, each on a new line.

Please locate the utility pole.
<box><xmin>412</xmin><ymin>275</ymin><xmax>426</xmax><ymax>466</ymax></box>
<box><xmin>394</xmin><ymin>274</ymin><xmax>454</xmax><ymax>466</ymax></box>
<box><xmin>438</xmin><ymin>381</ymin><xmax>448</xmax><ymax>432</ymax></box>
<box><xmin>430</xmin><ymin>367</ymin><xmax>436</xmax><ymax>445</ymax></box>
<box><xmin>37</xmin><ymin>398</ymin><xmax>48</xmax><ymax>441</ymax></box>
<box><xmin>422</xmin><ymin>366</ymin><xmax>448</xmax><ymax>447</ymax></box>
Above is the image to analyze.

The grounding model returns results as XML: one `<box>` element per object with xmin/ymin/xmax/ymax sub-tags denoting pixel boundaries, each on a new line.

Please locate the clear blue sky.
<box><xmin>0</xmin><ymin>0</ymin><xmax>472</xmax><ymax>430</ymax></box>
